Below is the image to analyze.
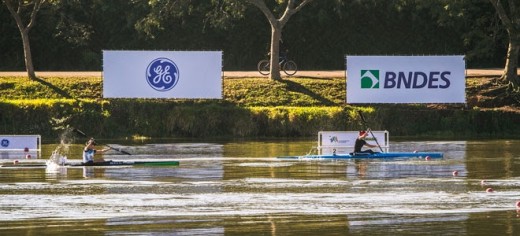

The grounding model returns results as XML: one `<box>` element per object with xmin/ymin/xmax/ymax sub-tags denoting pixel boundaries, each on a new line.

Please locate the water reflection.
<box><xmin>0</xmin><ymin>140</ymin><xmax>520</xmax><ymax>235</ymax></box>
<box><xmin>0</xmin><ymin>150</ymin><xmax>40</xmax><ymax>159</ymax></box>
<box><xmin>0</xmin><ymin>211</ymin><xmax>518</xmax><ymax>235</ymax></box>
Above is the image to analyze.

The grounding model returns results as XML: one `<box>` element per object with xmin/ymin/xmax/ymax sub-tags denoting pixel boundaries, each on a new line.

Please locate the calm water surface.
<box><xmin>1</xmin><ymin>139</ymin><xmax>519</xmax><ymax>235</ymax></box>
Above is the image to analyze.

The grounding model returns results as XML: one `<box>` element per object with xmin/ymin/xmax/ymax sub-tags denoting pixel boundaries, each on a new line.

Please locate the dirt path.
<box><xmin>0</xmin><ymin>69</ymin><xmax>512</xmax><ymax>78</ymax></box>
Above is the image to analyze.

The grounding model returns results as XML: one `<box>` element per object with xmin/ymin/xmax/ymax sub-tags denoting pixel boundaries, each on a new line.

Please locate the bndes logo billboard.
<box><xmin>347</xmin><ymin>56</ymin><xmax>465</xmax><ymax>103</ymax></box>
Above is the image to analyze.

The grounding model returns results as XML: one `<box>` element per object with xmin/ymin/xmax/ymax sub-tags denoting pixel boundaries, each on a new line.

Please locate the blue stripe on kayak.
<box><xmin>278</xmin><ymin>152</ymin><xmax>443</xmax><ymax>159</ymax></box>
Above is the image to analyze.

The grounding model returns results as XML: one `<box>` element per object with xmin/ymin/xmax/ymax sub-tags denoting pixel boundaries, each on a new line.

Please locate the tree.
<box><xmin>489</xmin><ymin>0</ymin><xmax>520</xmax><ymax>91</ymax></box>
<box><xmin>3</xmin><ymin>0</ymin><xmax>46</xmax><ymax>80</ymax></box>
<box><xmin>246</xmin><ymin>0</ymin><xmax>314</xmax><ymax>80</ymax></box>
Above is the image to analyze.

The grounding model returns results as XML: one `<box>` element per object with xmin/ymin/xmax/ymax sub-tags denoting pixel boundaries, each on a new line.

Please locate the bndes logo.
<box><xmin>361</xmin><ymin>70</ymin><xmax>451</xmax><ymax>89</ymax></box>
<box><xmin>384</xmin><ymin>71</ymin><xmax>451</xmax><ymax>89</ymax></box>
<box><xmin>360</xmin><ymin>70</ymin><xmax>379</xmax><ymax>89</ymax></box>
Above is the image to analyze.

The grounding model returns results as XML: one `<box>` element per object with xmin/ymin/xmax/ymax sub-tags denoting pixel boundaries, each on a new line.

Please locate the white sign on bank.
<box><xmin>103</xmin><ymin>50</ymin><xmax>222</xmax><ymax>99</ymax></box>
<box><xmin>346</xmin><ymin>56</ymin><xmax>466</xmax><ymax>104</ymax></box>
<box><xmin>318</xmin><ymin>131</ymin><xmax>389</xmax><ymax>154</ymax></box>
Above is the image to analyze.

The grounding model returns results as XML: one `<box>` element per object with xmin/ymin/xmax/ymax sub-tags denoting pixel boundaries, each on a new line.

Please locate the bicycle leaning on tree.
<box><xmin>257</xmin><ymin>51</ymin><xmax>298</xmax><ymax>76</ymax></box>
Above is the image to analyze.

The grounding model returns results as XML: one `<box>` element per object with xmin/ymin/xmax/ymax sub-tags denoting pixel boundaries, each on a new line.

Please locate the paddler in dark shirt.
<box><xmin>353</xmin><ymin>129</ymin><xmax>378</xmax><ymax>154</ymax></box>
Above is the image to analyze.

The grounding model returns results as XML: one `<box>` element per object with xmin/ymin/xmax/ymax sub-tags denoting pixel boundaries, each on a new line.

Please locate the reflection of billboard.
<box><xmin>346</xmin><ymin>55</ymin><xmax>466</xmax><ymax>103</ymax></box>
<box><xmin>103</xmin><ymin>50</ymin><xmax>222</xmax><ymax>99</ymax></box>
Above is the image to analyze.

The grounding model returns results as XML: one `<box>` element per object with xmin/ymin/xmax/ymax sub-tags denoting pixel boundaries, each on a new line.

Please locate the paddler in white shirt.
<box><xmin>83</xmin><ymin>138</ymin><xmax>110</xmax><ymax>164</ymax></box>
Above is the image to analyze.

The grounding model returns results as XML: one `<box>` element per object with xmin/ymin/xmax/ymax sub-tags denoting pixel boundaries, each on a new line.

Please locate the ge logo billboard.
<box><xmin>103</xmin><ymin>50</ymin><xmax>222</xmax><ymax>99</ymax></box>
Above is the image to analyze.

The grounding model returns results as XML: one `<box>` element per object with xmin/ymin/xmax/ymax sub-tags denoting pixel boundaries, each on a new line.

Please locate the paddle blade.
<box><xmin>106</xmin><ymin>145</ymin><xmax>132</xmax><ymax>155</ymax></box>
<box><xmin>73</xmin><ymin>128</ymin><xmax>88</xmax><ymax>137</ymax></box>
<box><xmin>120</xmin><ymin>150</ymin><xmax>132</xmax><ymax>155</ymax></box>
<box><xmin>358</xmin><ymin>111</ymin><xmax>367</xmax><ymax>124</ymax></box>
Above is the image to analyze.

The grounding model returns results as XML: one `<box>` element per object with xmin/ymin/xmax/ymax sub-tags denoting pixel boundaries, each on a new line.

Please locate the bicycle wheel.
<box><xmin>283</xmin><ymin>60</ymin><xmax>297</xmax><ymax>76</ymax></box>
<box><xmin>257</xmin><ymin>60</ymin><xmax>270</xmax><ymax>75</ymax></box>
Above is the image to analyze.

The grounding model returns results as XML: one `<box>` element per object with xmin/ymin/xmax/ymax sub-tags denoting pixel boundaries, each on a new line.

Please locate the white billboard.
<box><xmin>346</xmin><ymin>56</ymin><xmax>465</xmax><ymax>103</ymax></box>
<box><xmin>0</xmin><ymin>135</ymin><xmax>41</xmax><ymax>151</ymax></box>
<box><xmin>319</xmin><ymin>131</ymin><xmax>388</xmax><ymax>148</ymax></box>
<box><xmin>103</xmin><ymin>50</ymin><xmax>222</xmax><ymax>98</ymax></box>
<box><xmin>318</xmin><ymin>131</ymin><xmax>389</xmax><ymax>154</ymax></box>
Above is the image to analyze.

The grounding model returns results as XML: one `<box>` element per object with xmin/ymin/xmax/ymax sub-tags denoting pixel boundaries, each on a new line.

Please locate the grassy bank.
<box><xmin>0</xmin><ymin>76</ymin><xmax>519</xmax><ymax>139</ymax></box>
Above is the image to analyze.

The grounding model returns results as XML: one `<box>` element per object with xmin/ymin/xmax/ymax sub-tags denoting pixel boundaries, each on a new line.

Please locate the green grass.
<box><xmin>1</xmin><ymin>75</ymin><xmax>519</xmax><ymax>139</ymax></box>
<box><xmin>0</xmin><ymin>77</ymin><xmax>102</xmax><ymax>99</ymax></box>
<box><xmin>0</xmin><ymin>76</ymin><xmax>491</xmax><ymax>108</ymax></box>
<box><xmin>1</xmin><ymin>76</ymin><xmax>346</xmax><ymax>106</ymax></box>
<box><xmin>223</xmin><ymin>78</ymin><xmax>346</xmax><ymax>106</ymax></box>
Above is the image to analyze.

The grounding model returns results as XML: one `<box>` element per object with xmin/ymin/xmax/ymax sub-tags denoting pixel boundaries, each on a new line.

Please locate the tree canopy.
<box><xmin>0</xmin><ymin>0</ymin><xmax>513</xmax><ymax>72</ymax></box>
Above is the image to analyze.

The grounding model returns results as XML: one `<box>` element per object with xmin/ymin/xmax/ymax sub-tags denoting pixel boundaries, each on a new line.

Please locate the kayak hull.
<box><xmin>68</xmin><ymin>160</ymin><xmax>180</xmax><ymax>166</ymax></box>
<box><xmin>1</xmin><ymin>160</ymin><xmax>179</xmax><ymax>168</ymax></box>
<box><xmin>278</xmin><ymin>152</ymin><xmax>443</xmax><ymax>159</ymax></box>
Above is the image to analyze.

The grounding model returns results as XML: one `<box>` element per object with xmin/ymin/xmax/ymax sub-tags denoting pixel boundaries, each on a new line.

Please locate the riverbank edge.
<box><xmin>1</xmin><ymin>73</ymin><xmax>519</xmax><ymax>140</ymax></box>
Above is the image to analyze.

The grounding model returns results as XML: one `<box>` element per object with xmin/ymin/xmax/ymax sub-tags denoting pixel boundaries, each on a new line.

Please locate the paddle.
<box><xmin>357</xmin><ymin>111</ymin><xmax>384</xmax><ymax>153</ymax></box>
<box><xmin>72</xmin><ymin>128</ymin><xmax>132</xmax><ymax>155</ymax></box>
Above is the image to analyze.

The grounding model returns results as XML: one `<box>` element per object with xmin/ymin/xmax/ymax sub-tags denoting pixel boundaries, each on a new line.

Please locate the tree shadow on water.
<box><xmin>280</xmin><ymin>79</ymin><xmax>336</xmax><ymax>106</ymax></box>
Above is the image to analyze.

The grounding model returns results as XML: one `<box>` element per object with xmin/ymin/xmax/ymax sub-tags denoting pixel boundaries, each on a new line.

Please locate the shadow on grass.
<box><xmin>33</xmin><ymin>77</ymin><xmax>73</xmax><ymax>99</ymax></box>
<box><xmin>280</xmin><ymin>79</ymin><xmax>336</xmax><ymax>106</ymax></box>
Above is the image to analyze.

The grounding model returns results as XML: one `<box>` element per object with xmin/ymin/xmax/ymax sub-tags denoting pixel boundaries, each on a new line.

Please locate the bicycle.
<box><xmin>257</xmin><ymin>54</ymin><xmax>298</xmax><ymax>76</ymax></box>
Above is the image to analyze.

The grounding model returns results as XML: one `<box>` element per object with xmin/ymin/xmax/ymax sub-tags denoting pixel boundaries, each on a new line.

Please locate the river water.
<box><xmin>0</xmin><ymin>139</ymin><xmax>519</xmax><ymax>235</ymax></box>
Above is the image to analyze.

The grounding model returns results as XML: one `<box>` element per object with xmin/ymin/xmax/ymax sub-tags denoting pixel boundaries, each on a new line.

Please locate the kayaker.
<box><xmin>353</xmin><ymin>129</ymin><xmax>378</xmax><ymax>154</ymax></box>
<box><xmin>83</xmin><ymin>138</ymin><xmax>109</xmax><ymax>164</ymax></box>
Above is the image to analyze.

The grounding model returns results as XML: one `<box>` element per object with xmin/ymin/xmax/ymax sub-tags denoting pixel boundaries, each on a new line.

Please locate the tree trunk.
<box><xmin>269</xmin><ymin>25</ymin><xmax>282</xmax><ymax>81</ymax></box>
<box><xmin>502</xmin><ymin>39</ymin><xmax>520</xmax><ymax>90</ymax></box>
<box><xmin>489</xmin><ymin>0</ymin><xmax>520</xmax><ymax>91</ymax></box>
<box><xmin>248</xmin><ymin>0</ymin><xmax>314</xmax><ymax>81</ymax></box>
<box><xmin>4</xmin><ymin>0</ymin><xmax>43</xmax><ymax>81</ymax></box>
<box><xmin>21</xmin><ymin>29</ymin><xmax>37</xmax><ymax>80</ymax></box>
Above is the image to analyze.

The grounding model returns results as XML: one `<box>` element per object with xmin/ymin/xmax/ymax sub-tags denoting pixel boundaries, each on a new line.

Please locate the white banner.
<box><xmin>103</xmin><ymin>50</ymin><xmax>222</xmax><ymax>98</ymax></box>
<box><xmin>346</xmin><ymin>56</ymin><xmax>465</xmax><ymax>103</ymax></box>
<box><xmin>318</xmin><ymin>131</ymin><xmax>388</xmax><ymax>154</ymax></box>
<box><xmin>0</xmin><ymin>135</ymin><xmax>41</xmax><ymax>151</ymax></box>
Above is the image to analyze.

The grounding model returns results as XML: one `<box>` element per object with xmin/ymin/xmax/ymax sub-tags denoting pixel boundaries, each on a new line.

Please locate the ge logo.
<box><xmin>146</xmin><ymin>58</ymin><xmax>179</xmax><ymax>91</ymax></box>
<box><xmin>1</xmin><ymin>139</ymin><xmax>9</xmax><ymax>147</ymax></box>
